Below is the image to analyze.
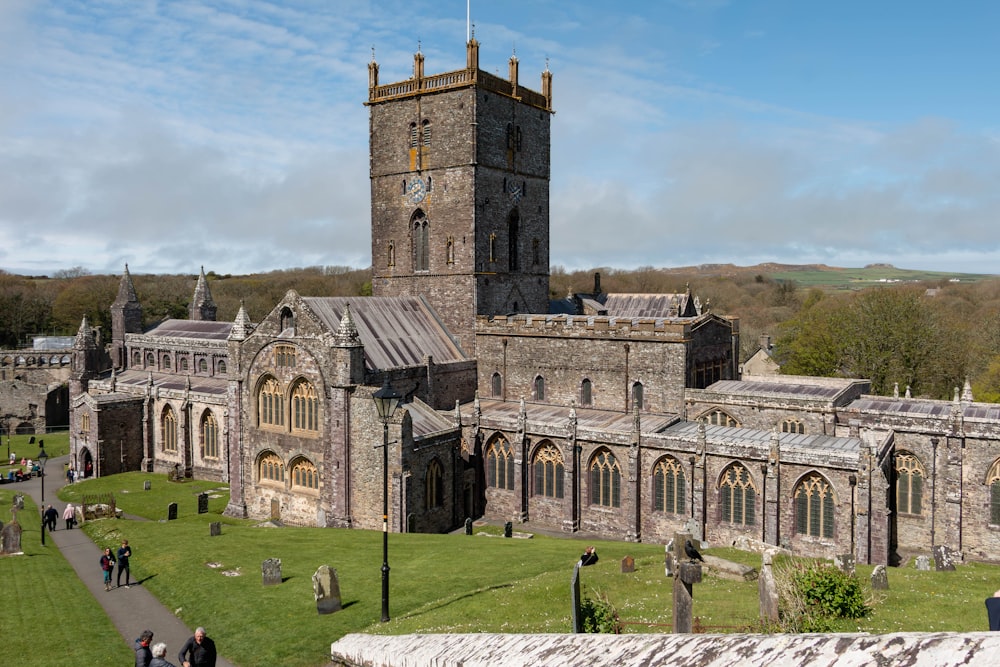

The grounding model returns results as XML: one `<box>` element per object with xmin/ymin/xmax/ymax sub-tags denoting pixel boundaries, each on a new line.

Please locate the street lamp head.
<box><xmin>37</xmin><ymin>447</ymin><xmax>48</xmax><ymax>470</ymax></box>
<box><xmin>372</xmin><ymin>378</ymin><xmax>402</xmax><ymax>421</ymax></box>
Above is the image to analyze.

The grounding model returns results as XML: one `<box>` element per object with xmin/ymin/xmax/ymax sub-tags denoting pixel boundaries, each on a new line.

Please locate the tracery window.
<box><xmin>653</xmin><ymin>456</ymin><xmax>686</xmax><ymax>514</ymax></box>
<box><xmin>719</xmin><ymin>463</ymin><xmax>756</xmax><ymax>526</ymax></box>
<box><xmin>781</xmin><ymin>419</ymin><xmax>805</xmax><ymax>434</ymax></box>
<box><xmin>290</xmin><ymin>457</ymin><xmax>318</xmax><ymax>490</ymax></box>
<box><xmin>275</xmin><ymin>345</ymin><xmax>297</xmax><ymax>368</ymax></box>
<box><xmin>425</xmin><ymin>459</ymin><xmax>443</xmax><ymax>509</ymax></box>
<box><xmin>989</xmin><ymin>460</ymin><xmax>1000</xmax><ymax>526</ymax></box>
<box><xmin>795</xmin><ymin>472</ymin><xmax>835</xmax><ymax>538</ymax></box>
<box><xmin>896</xmin><ymin>451</ymin><xmax>925</xmax><ymax>515</ymax></box>
<box><xmin>202</xmin><ymin>411</ymin><xmax>219</xmax><ymax>459</ymax></box>
<box><xmin>700</xmin><ymin>409</ymin><xmax>739</xmax><ymax>427</ymax></box>
<box><xmin>259</xmin><ymin>452</ymin><xmax>284</xmax><ymax>484</ymax></box>
<box><xmin>533</xmin><ymin>443</ymin><xmax>564</xmax><ymax>499</ymax></box>
<box><xmin>413</xmin><ymin>215</ymin><xmax>429</xmax><ymax>271</ymax></box>
<box><xmin>590</xmin><ymin>450</ymin><xmax>621</xmax><ymax>508</ymax></box>
<box><xmin>291</xmin><ymin>380</ymin><xmax>319</xmax><ymax>433</ymax></box>
<box><xmin>486</xmin><ymin>437</ymin><xmax>515</xmax><ymax>490</ymax></box>
<box><xmin>162</xmin><ymin>406</ymin><xmax>177</xmax><ymax>453</ymax></box>
<box><xmin>258</xmin><ymin>376</ymin><xmax>284</xmax><ymax>427</ymax></box>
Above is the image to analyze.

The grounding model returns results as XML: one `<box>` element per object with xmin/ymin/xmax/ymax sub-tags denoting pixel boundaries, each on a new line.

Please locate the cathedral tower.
<box><xmin>111</xmin><ymin>264</ymin><xmax>143</xmax><ymax>369</ymax></box>
<box><xmin>366</xmin><ymin>39</ymin><xmax>554</xmax><ymax>354</ymax></box>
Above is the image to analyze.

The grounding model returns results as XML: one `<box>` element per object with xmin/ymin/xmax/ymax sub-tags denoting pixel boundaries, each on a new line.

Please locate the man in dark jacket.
<box><xmin>135</xmin><ymin>630</ymin><xmax>154</xmax><ymax>667</ymax></box>
<box><xmin>178</xmin><ymin>627</ymin><xmax>216</xmax><ymax>667</ymax></box>
<box><xmin>43</xmin><ymin>504</ymin><xmax>58</xmax><ymax>532</ymax></box>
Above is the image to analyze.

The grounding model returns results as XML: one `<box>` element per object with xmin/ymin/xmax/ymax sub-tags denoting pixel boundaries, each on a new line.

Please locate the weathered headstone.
<box><xmin>871</xmin><ymin>564</ymin><xmax>889</xmax><ymax>590</ymax></box>
<box><xmin>198</xmin><ymin>492</ymin><xmax>208</xmax><ymax>514</ymax></box>
<box><xmin>143</xmin><ymin>480</ymin><xmax>151</xmax><ymax>491</ymax></box>
<box><xmin>664</xmin><ymin>539</ymin><xmax>675</xmax><ymax>577</ymax></box>
<box><xmin>834</xmin><ymin>553</ymin><xmax>856</xmax><ymax>576</ymax></box>
<box><xmin>759</xmin><ymin>550</ymin><xmax>779</xmax><ymax>622</ymax></box>
<box><xmin>312</xmin><ymin>565</ymin><xmax>343</xmax><ymax>614</ymax></box>
<box><xmin>210</xmin><ymin>522</ymin><xmax>221</xmax><ymax>537</ymax></box>
<box><xmin>1</xmin><ymin>521</ymin><xmax>22</xmax><ymax>554</ymax></box>
<box><xmin>915</xmin><ymin>555</ymin><xmax>931</xmax><ymax>571</ymax></box>
<box><xmin>465</xmin><ymin>517</ymin><xmax>473</xmax><ymax>536</ymax></box>
<box><xmin>262</xmin><ymin>558</ymin><xmax>282</xmax><ymax>586</ymax></box>
<box><xmin>933</xmin><ymin>545</ymin><xmax>956</xmax><ymax>571</ymax></box>
<box><xmin>12</xmin><ymin>493</ymin><xmax>24</xmax><ymax>510</ymax></box>
<box><xmin>270</xmin><ymin>498</ymin><xmax>280</xmax><ymax>521</ymax></box>
<box><xmin>167</xmin><ymin>502</ymin><xmax>178</xmax><ymax>521</ymax></box>
<box><xmin>621</xmin><ymin>556</ymin><xmax>635</xmax><ymax>573</ymax></box>
<box><xmin>571</xmin><ymin>562</ymin><xmax>582</xmax><ymax>633</ymax></box>
<box><xmin>504</xmin><ymin>521</ymin><xmax>512</xmax><ymax>538</ymax></box>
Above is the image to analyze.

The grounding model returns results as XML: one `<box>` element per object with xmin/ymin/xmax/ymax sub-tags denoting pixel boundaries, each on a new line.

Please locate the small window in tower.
<box><xmin>489</xmin><ymin>233</ymin><xmax>497</xmax><ymax>263</ymax></box>
<box><xmin>446</xmin><ymin>236</ymin><xmax>455</xmax><ymax>265</ymax></box>
<box><xmin>387</xmin><ymin>241</ymin><xmax>395</xmax><ymax>268</ymax></box>
<box><xmin>505</xmin><ymin>123</ymin><xmax>514</xmax><ymax>150</ymax></box>
<box><xmin>422</xmin><ymin>119</ymin><xmax>431</xmax><ymax>146</ymax></box>
<box><xmin>532</xmin><ymin>238</ymin><xmax>540</xmax><ymax>266</ymax></box>
<box><xmin>426</xmin><ymin>176</ymin><xmax>432</xmax><ymax>192</ymax></box>
<box><xmin>409</xmin><ymin>123</ymin><xmax>418</xmax><ymax>148</ymax></box>
<box><xmin>402</xmin><ymin>180</ymin><xmax>407</xmax><ymax>195</ymax></box>
<box><xmin>515</xmin><ymin>127</ymin><xmax>522</xmax><ymax>151</ymax></box>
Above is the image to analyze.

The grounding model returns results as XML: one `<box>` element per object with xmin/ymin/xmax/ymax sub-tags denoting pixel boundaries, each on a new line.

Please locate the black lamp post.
<box><xmin>38</xmin><ymin>443</ymin><xmax>48</xmax><ymax>546</ymax></box>
<box><xmin>372</xmin><ymin>378</ymin><xmax>401</xmax><ymax>623</ymax></box>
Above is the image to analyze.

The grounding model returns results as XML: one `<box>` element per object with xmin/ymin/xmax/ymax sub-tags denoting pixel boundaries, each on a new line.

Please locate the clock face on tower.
<box><xmin>507</xmin><ymin>181</ymin><xmax>523</xmax><ymax>204</ymax></box>
<box><xmin>407</xmin><ymin>177</ymin><xmax>426</xmax><ymax>204</ymax></box>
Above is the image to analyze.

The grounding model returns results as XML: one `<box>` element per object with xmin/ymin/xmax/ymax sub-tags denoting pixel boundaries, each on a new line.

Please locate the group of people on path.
<box><xmin>134</xmin><ymin>627</ymin><xmax>217</xmax><ymax>667</ymax></box>
<box><xmin>98</xmin><ymin>539</ymin><xmax>133</xmax><ymax>591</ymax></box>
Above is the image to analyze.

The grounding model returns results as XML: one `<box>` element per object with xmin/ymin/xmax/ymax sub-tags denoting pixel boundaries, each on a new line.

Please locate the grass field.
<box><xmin>2</xmin><ymin>469</ymin><xmax>999</xmax><ymax>667</ymax></box>
<box><xmin>767</xmin><ymin>265</ymin><xmax>995</xmax><ymax>290</ymax></box>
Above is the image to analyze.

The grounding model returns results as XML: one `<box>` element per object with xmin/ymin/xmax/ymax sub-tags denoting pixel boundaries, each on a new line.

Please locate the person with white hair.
<box><xmin>150</xmin><ymin>642</ymin><xmax>177</xmax><ymax>667</ymax></box>
<box><xmin>178</xmin><ymin>627</ymin><xmax>216</xmax><ymax>667</ymax></box>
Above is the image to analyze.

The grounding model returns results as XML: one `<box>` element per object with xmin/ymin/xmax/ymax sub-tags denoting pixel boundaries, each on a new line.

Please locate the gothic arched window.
<box><xmin>719</xmin><ymin>463</ymin><xmax>757</xmax><ymax>526</ymax></box>
<box><xmin>425</xmin><ymin>459</ymin><xmax>444</xmax><ymax>509</ymax></box>
<box><xmin>259</xmin><ymin>452</ymin><xmax>284</xmax><ymax>484</ymax></box>
<box><xmin>532</xmin><ymin>443</ymin><xmax>564</xmax><ymax>499</ymax></box>
<box><xmin>581</xmin><ymin>378</ymin><xmax>593</xmax><ymax>406</ymax></box>
<box><xmin>258</xmin><ymin>376</ymin><xmax>284</xmax><ymax>428</ymax></box>
<box><xmin>162</xmin><ymin>406</ymin><xmax>177</xmax><ymax>453</ymax></box>
<box><xmin>290</xmin><ymin>457</ymin><xmax>318</xmax><ymax>491</ymax></box>
<box><xmin>653</xmin><ymin>456</ymin><xmax>686</xmax><ymax>514</ymax></box>
<box><xmin>491</xmin><ymin>373</ymin><xmax>502</xmax><ymax>398</ymax></box>
<box><xmin>413</xmin><ymin>214</ymin><xmax>429</xmax><ymax>272</ymax></box>
<box><xmin>533</xmin><ymin>376</ymin><xmax>545</xmax><ymax>401</ymax></box>
<box><xmin>486</xmin><ymin>437</ymin><xmax>515</xmax><ymax>490</ymax></box>
<box><xmin>202</xmin><ymin>411</ymin><xmax>219</xmax><ymax>459</ymax></box>
<box><xmin>896</xmin><ymin>451</ymin><xmax>925</xmax><ymax>515</ymax></box>
<box><xmin>589</xmin><ymin>450</ymin><xmax>621</xmax><ymax>508</ymax></box>
<box><xmin>795</xmin><ymin>472</ymin><xmax>835</xmax><ymax>538</ymax></box>
<box><xmin>290</xmin><ymin>380</ymin><xmax>319</xmax><ymax>433</ymax></box>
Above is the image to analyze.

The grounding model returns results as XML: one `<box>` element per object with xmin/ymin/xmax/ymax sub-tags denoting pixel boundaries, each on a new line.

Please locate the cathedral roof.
<box><xmin>143</xmin><ymin>319</ymin><xmax>233</xmax><ymax>341</ymax></box>
<box><xmin>301</xmin><ymin>296</ymin><xmax>466</xmax><ymax>370</ymax></box>
<box><xmin>98</xmin><ymin>370</ymin><xmax>228</xmax><ymax>397</ymax></box>
<box><xmin>467</xmin><ymin>399</ymin><xmax>678</xmax><ymax>435</ymax></box>
<box><xmin>663</xmin><ymin>421</ymin><xmax>863</xmax><ymax>459</ymax></box>
<box><xmin>703</xmin><ymin>377</ymin><xmax>868</xmax><ymax>403</ymax></box>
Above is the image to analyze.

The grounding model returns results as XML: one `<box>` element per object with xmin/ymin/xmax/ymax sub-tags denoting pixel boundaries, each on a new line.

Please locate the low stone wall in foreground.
<box><xmin>330</xmin><ymin>631</ymin><xmax>1000</xmax><ymax>667</ymax></box>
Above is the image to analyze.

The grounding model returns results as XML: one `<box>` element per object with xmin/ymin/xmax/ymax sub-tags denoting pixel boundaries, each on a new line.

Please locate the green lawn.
<box><xmin>1</xmin><ymin>470</ymin><xmax>998</xmax><ymax>667</ymax></box>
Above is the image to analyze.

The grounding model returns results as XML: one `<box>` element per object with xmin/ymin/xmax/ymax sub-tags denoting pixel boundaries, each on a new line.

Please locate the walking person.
<box><xmin>178</xmin><ymin>627</ymin><xmax>216</xmax><ymax>667</ymax></box>
<box><xmin>135</xmin><ymin>630</ymin><xmax>154</xmax><ymax>667</ymax></box>
<box><xmin>100</xmin><ymin>547</ymin><xmax>116</xmax><ymax>591</ymax></box>
<box><xmin>63</xmin><ymin>503</ymin><xmax>76</xmax><ymax>530</ymax></box>
<box><xmin>117</xmin><ymin>539</ymin><xmax>133</xmax><ymax>588</ymax></box>
<box><xmin>151</xmin><ymin>642</ymin><xmax>178</xmax><ymax>667</ymax></box>
<box><xmin>43</xmin><ymin>504</ymin><xmax>58</xmax><ymax>531</ymax></box>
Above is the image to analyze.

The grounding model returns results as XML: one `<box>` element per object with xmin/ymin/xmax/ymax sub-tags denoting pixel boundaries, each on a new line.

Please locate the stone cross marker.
<box><xmin>1</xmin><ymin>521</ymin><xmax>23</xmax><ymax>554</ymax></box>
<box><xmin>167</xmin><ymin>502</ymin><xmax>178</xmax><ymax>521</ymax></box>
<box><xmin>621</xmin><ymin>556</ymin><xmax>635</xmax><ymax>573</ymax></box>
<box><xmin>312</xmin><ymin>565</ymin><xmax>343</xmax><ymax>614</ymax></box>
<box><xmin>197</xmin><ymin>492</ymin><xmax>209</xmax><ymax>514</ymax></box>
<box><xmin>759</xmin><ymin>549</ymin><xmax>779</xmax><ymax>622</ymax></box>
<box><xmin>209</xmin><ymin>522</ymin><xmax>221</xmax><ymax>537</ymax></box>
<box><xmin>871</xmin><ymin>564</ymin><xmax>889</xmax><ymax>590</ymax></box>
<box><xmin>262</xmin><ymin>558</ymin><xmax>282</xmax><ymax>586</ymax></box>
<box><xmin>672</xmin><ymin>531</ymin><xmax>702</xmax><ymax>634</ymax></box>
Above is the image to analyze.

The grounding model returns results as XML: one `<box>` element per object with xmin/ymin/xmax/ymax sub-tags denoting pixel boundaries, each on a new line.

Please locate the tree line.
<box><xmin>3</xmin><ymin>264</ymin><xmax>998</xmax><ymax>402</ymax></box>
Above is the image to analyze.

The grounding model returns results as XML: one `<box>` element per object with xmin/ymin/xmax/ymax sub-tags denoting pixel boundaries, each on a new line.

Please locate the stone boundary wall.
<box><xmin>330</xmin><ymin>631</ymin><xmax>1000</xmax><ymax>667</ymax></box>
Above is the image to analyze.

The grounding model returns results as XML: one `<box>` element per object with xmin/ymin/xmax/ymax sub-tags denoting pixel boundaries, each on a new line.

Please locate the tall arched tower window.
<box><xmin>507</xmin><ymin>210</ymin><xmax>519</xmax><ymax>271</ymax></box>
<box><xmin>202</xmin><ymin>411</ymin><xmax>219</xmax><ymax>459</ymax></box>
<box><xmin>491</xmin><ymin>372</ymin><xmax>502</xmax><ymax>398</ymax></box>
<box><xmin>581</xmin><ymin>378</ymin><xmax>593</xmax><ymax>406</ymax></box>
<box><xmin>632</xmin><ymin>382</ymin><xmax>644</xmax><ymax>411</ymax></box>
<box><xmin>412</xmin><ymin>213</ymin><xmax>429</xmax><ymax>272</ymax></box>
<box><xmin>162</xmin><ymin>406</ymin><xmax>177</xmax><ymax>453</ymax></box>
<box><xmin>425</xmin><ymin>458</ymin><xmax>443</xmax><ymax>508</ymax></box>
<box><xmin>533</xmin><ymin>375</ymin><xmax>545</xmax><ymax>401</ymax></box>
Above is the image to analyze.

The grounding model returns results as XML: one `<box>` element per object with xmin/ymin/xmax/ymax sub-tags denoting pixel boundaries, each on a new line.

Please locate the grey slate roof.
<box><xmin>850</xmin><ymin>396</ymin><xmax>1000</xmax><ymax>421</ymax></box>
<box><xmin>469</xmin><ymin>399</ymin><xmax>678</xmax><ymax>434</ymax></box>
<box><xmin>706</xmin><ymin>378</ymin><xmax>855</xmax><ymax>401</ymax></box>
<box><xmin>403</xmin><ymin>399</ymin><xmax>457</xmax><ymax>438</ymax></box>
<box><xmin>603</xmin><ymin>293</ymin><xmax>692</xmax><ymax>318</ymax></box>
<box><xmin>663</xmin><ymin>420</ymin><xmax>863</xmax><ymax>456</ymax></box>
<box><xmin>107</xmin><ymin>370</ymin><xmax>229</xmax><ymax>397</ymax></box>
<box><xmin>301</xmin><ymin>296</ymin><xmax>466</xmax><ymax>371</ymax></box>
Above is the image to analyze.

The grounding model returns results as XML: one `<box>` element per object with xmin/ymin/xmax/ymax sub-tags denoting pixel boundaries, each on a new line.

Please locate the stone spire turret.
<box><xmin>111</xmin><ymin>264</ymin><xmax>143</xmax><ymax>369</ymax></box>
<box><xmin>189</xmin><ymin>266</ymin><xmax>217</xmax><ymax>321</ymax></box>
<box><xmin>228</xmin><ymin>301</ymin><xmax>254</xmax><ymax>341</ymax></box>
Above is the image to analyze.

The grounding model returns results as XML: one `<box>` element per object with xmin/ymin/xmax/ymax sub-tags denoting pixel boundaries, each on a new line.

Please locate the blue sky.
<box><xmin>2</xmin><ymin>0</ymin><xmax>999</xmax><ymax>276</ymax></box>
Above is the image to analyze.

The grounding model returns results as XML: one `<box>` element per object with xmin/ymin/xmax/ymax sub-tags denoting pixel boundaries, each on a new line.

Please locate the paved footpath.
<box><xmin>20</xmin><ymin>455</ymin><xmax>237</xmax><ymax>667</ymax></box>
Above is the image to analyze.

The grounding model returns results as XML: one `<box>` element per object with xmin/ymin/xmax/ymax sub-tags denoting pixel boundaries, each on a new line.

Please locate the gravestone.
<box><xmin>664</xmin><ymin>539</ymin><xmax>675</xmax><ymax>577</ymax></box>
<box><xmin>871</xmin><ymin>564</ymin><xmax>889</xmax><ymax>590</ymax></box>
<box><xmin>262</xmin><ymin>558</ymin><xmax>282</xmax><ymax>586</ymax></box>
<box><xmin>198</xmin><ymin>493</ymin><xmax>208</xmax><ymax>514</ymax></box>
<box><xmin>621</xmin><ymin>556</ymin><xmax>635</xmax><ymax>573</ymax></box>
<box><xmin>504</xmin><ymin>521</ymin><xmax>512</xmax><ymax>538</ymax></box>
<box><xmin>312</xmin><ymin>565</ymin><xmax>343</xmax><ymax>614</ymax></box>
<box><xmin>210</xmin><ymin>522</ymin><xmax>221</xmax><ymax>537</ymax></box>
<box><xmin>1</xmin><ymin>521</ymin><xmax>22</xmax><ymax>554</ymax></box>
<box><xmin>270</xmin><ymin>499</ymin><xmax>280</xmax><ymax>521</ymax></box>
<box><xmin>915</xmin><ymin>555</ymin><xmax>931</xmax><ymax>571</ymax></box>
<box><xmin>167</xmin><ymin>502</ymin><xmax>178</xmax><ymax>521</ymax></box>
<box><xmin>12</xmin><ymin>494</ymin><xmax>24</xmax><ymax>510</ymax></box>
<box><xmin>143</xmin><ymin>480</ymin><xmax>151</xmax><ymax>491</ymax></box>
<box><xmin>465</xmin><ymin>517</ymin><xmax>473</xmax><ymax>536</ymax></box>
<box><xmin>933</xmin><ymin>545</ymin><xmax>957</xmax><ymax>571</ymax></box>
<box><xmin>834</xmin><ymin>553</ymin><xmax>856</xmax><ymax>576</ymax></box>
<box><xmin>759</xmin><ymin>550</ymin><xmax>779</xmax><ymax>622</ymax></box>
<box><xmin>571</xmin><ymin>562</ymin><xmax>582</xmax><ymax>633</ymax></box>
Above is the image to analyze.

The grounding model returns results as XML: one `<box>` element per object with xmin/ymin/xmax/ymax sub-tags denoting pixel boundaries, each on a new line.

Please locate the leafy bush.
<box><xmin>580</xmin><ymin>590</ymin><xmax>621</xmax><ymax>633</ymax></box>
<box><xmin>792</xmin><ymin>563</ymin><xmax>870</xmax><ymax>619</ymax></box>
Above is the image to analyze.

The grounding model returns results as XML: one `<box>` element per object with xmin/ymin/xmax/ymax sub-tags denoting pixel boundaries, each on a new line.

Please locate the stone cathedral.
<box><xmin>67</xmin><ymin>38</ymin><xmax>1000</xmax><ymax>567</ymax></box>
